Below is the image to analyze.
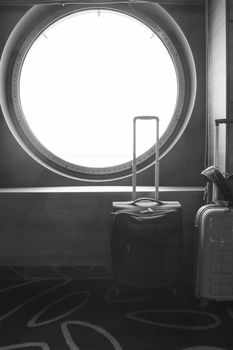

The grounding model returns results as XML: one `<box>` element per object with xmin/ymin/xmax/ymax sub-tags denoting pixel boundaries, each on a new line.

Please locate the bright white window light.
<box><xmin>20</xmin><ymin>10</ymin><xmax>177</xmax><ymax>168</ymax></box>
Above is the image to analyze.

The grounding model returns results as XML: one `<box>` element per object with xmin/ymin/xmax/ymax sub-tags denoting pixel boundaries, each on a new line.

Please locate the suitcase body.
<box><xmin>111</xmin><ymin>116</ymin><xmax>183</xmax><ymax>290</ymax></box>
<box><xmin>195</xmin><ymin>203</ymin><xmax>233</xmax><ymax>301</ymax></box>
<box><xmin>111</xmin><ymin>198</ymin><xmax>183</xmax><ymax>289</ymax></box>
<box><xmin>195</xmin><ymin>119</ymin><xmax>233</xmax><ymax>301</ymax></box>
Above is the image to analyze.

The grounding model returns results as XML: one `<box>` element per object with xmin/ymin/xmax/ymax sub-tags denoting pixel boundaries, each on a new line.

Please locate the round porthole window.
<box><xmin>0</xmin><ymin>4</ymin><xmax>196</xmax><ymax>181</ymax></box>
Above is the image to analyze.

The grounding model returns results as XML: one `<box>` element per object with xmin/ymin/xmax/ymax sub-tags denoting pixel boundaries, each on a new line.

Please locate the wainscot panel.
<box><xmin>0</xmin><ymin>187</ymin><xmax>204</xmax><ymax>272</ymax></box>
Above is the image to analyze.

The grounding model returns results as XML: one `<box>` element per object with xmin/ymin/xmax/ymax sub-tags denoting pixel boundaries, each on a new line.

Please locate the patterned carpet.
<box><xmin>0</xmin><ymin>267</ymin><xmax>232</xmax><ymax>350</ymax></box>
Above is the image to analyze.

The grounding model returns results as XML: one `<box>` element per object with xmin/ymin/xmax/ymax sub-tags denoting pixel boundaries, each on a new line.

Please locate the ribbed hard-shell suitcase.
<box><xmin>195</xmin><ymin>204</ymin><xmax>233</xmax><ymax>301</ymax></box>
<box><xmin>111</xmin><ymin>116</ymin><xmax>183</xmax><ymax>290</ymax></box>
<box><xmin>195</xmin><ymin>119</ymin><xmax>233</xmax><ymax>301</ymax></box>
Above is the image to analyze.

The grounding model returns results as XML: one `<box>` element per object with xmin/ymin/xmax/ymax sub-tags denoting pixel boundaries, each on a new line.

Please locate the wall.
<box><xmin>227</xmin><ymin>0</ymin><xmax>233</xmax><ymax>173</ymax></box>
<box><xmin>160</xmin><ymin>3</ymin><xmax>206</xmax><ymax>185</ymax></box>
<box><xmin>207</xmin><ymin>0</ymin><xmax>233</xmax><ymax>175</ymax></box>
<box><xmin>0</xmin><ymin>3</ymin><xmax>206</xmax><ymax>271</ymax></box>
<box><xmin>0</xmin><ymin>3</ymin><xmax>206</xmax><ymax>187</ymax></box>
<box><xmin>0</xmin><ymin>187</ymin><xmax>204</xmax><ymax>270</ymax></box>
<box><xmin>207</xmin><ymin>0</ymin><xmax>226</xmax><ymax>171</ymax></box>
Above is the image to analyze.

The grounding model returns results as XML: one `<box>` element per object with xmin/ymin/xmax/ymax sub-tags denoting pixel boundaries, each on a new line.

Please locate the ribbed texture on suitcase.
<box><xmin>195</xmin><ymin>205</ymin><xmax>233</xmax><ymax>301</ymax></box>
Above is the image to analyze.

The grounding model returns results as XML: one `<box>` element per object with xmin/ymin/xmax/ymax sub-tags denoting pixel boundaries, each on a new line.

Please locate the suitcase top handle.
<box><xmin>133</xmin><ymin>198</ymin><xmax>164</xmax><ymax>205</ymax></box>
<box><xmin>132</xmin><ymin>116</ymin><xmax>159</xmax><ymax>201</ymax></box>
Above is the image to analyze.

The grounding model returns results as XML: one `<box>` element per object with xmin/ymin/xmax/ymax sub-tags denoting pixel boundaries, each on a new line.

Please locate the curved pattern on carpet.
<box><xmin>0</xmin><ymin>279</ymin><xmax>71</xmax><ymax>322</ymax></box>
<box><xmin>0</xmin><ymin>277</ymin><xmax>231</xmax><ymax>350</ymax></box>
<box><xmin>0</xmin><ymin>279</ymin><xmax>42</xmax><ymax>294</ymax></box>
<box><xmin>0</xmin><ymin>342</ymin><xmax>50</xmax><ymax>349</ymax></box>
<box><xmin>125</xmin><ymin>309</ymin><xmax>221</xmax><ymax>330</ymax></box>
<box><xmin>180</xmin><ymin>347</ymin><xmax>229</xmax><ymax>350</ymax></box>
<box><xmin>27</xmin><ymin>290</ymin><xmax>90</xmax><ymax>327</ymax></box>
<box><xmin>61</xmin><ymin>320</ymin><xmax>123</xmax><ymax>350</ymax></box>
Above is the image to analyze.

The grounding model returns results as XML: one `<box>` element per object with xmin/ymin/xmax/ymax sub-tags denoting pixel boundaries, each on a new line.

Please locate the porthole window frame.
<box><xmin>0</xmin><ymin>3</ymin><xmax>197</xmax><ymax>182</ymax></box>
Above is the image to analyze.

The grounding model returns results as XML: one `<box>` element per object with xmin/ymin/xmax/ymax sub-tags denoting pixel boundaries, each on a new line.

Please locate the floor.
<box><xmin>0</xmin><ymin>267</ymin><xmax>232</xmax><ymax>350</ymax></box>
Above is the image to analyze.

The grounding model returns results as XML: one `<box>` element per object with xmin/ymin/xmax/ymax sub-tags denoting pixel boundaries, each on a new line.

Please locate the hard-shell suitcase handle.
<box><xmin>132</xmin><ymin>116</ymin><xmax>159</xmax><ymax>201</ymax></box>
<box><xmin>213</xmin><ymin>119</ymin><xmax>233</xmax><ymax>202</ymax></box>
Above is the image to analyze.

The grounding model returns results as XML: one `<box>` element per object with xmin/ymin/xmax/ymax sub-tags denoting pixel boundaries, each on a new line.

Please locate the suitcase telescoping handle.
<box><xmin>212</xmin><ymin>119</ymin><xmax>220</xmax><ymax>202</ymax></box>
<box><xmin>132</xmin><ymin>116</ymin><xmax>159</xmax><ymax>201</ymax></box>
<box><xmin>213</xmin><ymin>119</ymin><xmax>226</xmax><ymax>202</ymax></box>
<box><xmin>213</xmin><ymin>119</ymin><xmax>233</xmax><ymax>202</ymax></box>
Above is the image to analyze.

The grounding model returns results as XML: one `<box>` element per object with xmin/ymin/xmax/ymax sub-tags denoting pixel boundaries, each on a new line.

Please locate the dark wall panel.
<box><xmin>227</xmin><ymin>0</ymin><xmax>233</xmax><ymax>173</ymax></box>
<box><xmin>159</xmin><ymin>4</ymin><xmax>206</xmax><ymax>184</ymax></box>
<box><xmin>0</xmin><ymin>189</ymin><xmax>204</xmax><ymax>267</ymax></box>
<box><xmin>207</xmin><ymin>0</ymin><xmax>226</xmax><ymax>171</ymax></box>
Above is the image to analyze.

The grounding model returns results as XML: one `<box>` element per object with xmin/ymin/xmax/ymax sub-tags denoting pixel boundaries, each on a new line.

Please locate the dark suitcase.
<box><xmin>111</xmin><ymin>116</ymin><xmax>183</xmax><ymax>290</ymax></box>
<box><xmin>195</xmin><ymin>119</ymin><xmax>233</xmax><ymax>301</ymax></box>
